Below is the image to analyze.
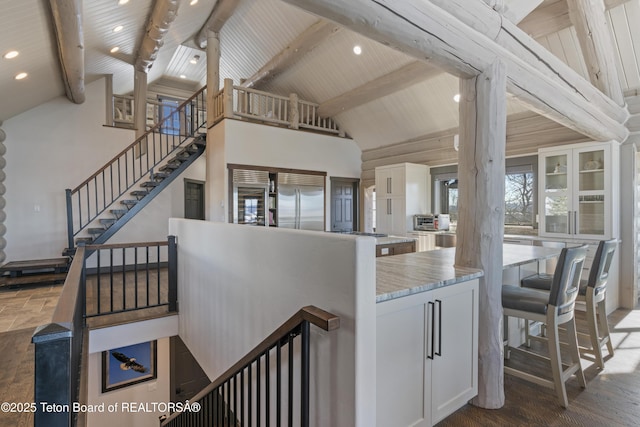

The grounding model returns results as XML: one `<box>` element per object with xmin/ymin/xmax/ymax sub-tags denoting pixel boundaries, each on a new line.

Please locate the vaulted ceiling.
<box><xmin>1</xmin><ymin>0</ymin><xmax>639</xmax><ymax>153</ymax></box>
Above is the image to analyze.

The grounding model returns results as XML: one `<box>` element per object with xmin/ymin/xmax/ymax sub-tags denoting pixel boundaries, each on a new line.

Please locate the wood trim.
<box><xmin>227</xmin><ymin>163</ymin><xmax>327</xmax><ymax>176</ymax></box>
<box><xmin>51</xmin><ymin>246</ymin><xmax>86</xmax><ymax>324</ymax></box>
<box><xmin>84</xmin><ymin>241</ymin><xmax>168</xmax><ymax>251</ymax></box>
<box><xmin>195</xmin><ymin>0</ymin><xmax>241</xmax><ymax>48</ymax></box>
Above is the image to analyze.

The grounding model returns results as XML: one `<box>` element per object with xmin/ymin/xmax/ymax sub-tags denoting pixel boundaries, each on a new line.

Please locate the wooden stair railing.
<box><xmin>65</xmin><ymin>87</ymin><xmax>207</xmax><ymax>251</ymax></box>
<box><xmin>161</xmin><ymin>306</ymin><xmax>340</xmax><ymax>427</ymax></box>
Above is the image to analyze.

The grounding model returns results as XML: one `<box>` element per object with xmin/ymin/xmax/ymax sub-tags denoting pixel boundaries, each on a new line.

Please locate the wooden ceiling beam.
<box><xmin>49</xmin><ymin>0</ymin><xmax>85</xmax><ymax>104</ymax></box>
<box><xmin>567</xmin><ymin>0</ymin><xmax>625</xmax><ymax>107</ymax></box>
<box><xmin>495</xmin><ymin>0</ymin><xmax>544</xmax><ymax>24</ymax></box>
<box><xmin>519</xmin><ymin>0</ymin><xmax>632</xmax><ymax>39</ymax></box>
<box><xmin>240</xmin><ymin>20</ymin><xmax>341</xmax><ymax>89</ymax></box>
<box><xmin>317</xmin><ymin>61</ymin><xmax>440</xmax><ymax>117</ymax></box>
<box><xmin>195</xmin><ymin>0</ymin><xmax>241</xmax><ymax>49</ymax></box>
<box><xmin>282</xmin><ymin>0</ymin><xmax>627</xmax><ymax>142</ymax></box>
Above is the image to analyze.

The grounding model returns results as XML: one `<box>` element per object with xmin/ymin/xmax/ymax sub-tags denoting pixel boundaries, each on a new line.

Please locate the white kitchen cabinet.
<box><xmin>407</xmin><ymin>231</ymin><xmax>437</xmax><ymax>251</ymax></box>
<box><xmin>375</xmin><ymin>163</ymin><xmax>430</xmax><ymax>236</ymax></box>
<box><xmin>376</xmin><ymin>279</ymin><xmax>479</xmax><ymax>427</ymax></box>
<box><xmin>539</xmin><ymin>142</ymin><xmax>619</xmax><ymax>240</ymax></box>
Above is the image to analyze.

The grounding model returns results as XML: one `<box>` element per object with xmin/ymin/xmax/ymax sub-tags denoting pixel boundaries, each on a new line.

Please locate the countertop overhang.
<box><xmin>376</xmin><ymin>244</ymin><xmax>563</xmax><ymax>303</ymax></box>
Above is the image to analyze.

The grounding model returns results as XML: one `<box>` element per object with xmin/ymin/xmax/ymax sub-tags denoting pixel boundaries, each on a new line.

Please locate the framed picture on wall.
<box><xmin>102</xmin><ymin>341</ymin><xmax>157</xmax><ymax>392</ymax></box>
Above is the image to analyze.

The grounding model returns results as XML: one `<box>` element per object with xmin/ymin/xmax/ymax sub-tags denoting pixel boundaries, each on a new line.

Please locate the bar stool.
<box><xmin>502</xmin><ymin>245</ymin><xmax>588</xmax><ymax>408</ymax></box>
<box><xmin>521</xmin><ymin>239</ymin><xmax>617</xmax><ymax>369</ymax></box>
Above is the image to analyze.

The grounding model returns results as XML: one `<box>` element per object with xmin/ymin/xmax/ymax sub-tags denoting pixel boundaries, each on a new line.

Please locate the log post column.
<box><xmin>205</xmin><ymin>29</ymin><xmax>226</xmax><ymax>222</ymax></box>
<box><xmin>206</xmin><ymin>30</ymin><xmax>221</xmax><ymax>128</ymax></box>
<box><xmin>455</xmin><ymin>59</ymin><xmax>507</xmax><ymax>409</ymax></box>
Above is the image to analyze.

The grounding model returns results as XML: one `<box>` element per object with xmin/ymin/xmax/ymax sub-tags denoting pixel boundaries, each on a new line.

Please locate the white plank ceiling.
<box><xmin>1</xmin><ymin>0</ymin><xmax>639</xmax><ymax>152</ymax></box>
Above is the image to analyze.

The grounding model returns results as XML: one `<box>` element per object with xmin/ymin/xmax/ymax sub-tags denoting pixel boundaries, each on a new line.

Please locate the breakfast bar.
<box><xmin>375</xmin><ymin>243</ymin><xmax>563</xmax><ymax>427</ymax></box>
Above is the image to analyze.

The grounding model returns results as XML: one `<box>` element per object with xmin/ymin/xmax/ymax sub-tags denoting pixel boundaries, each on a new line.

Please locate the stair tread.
<box><xmin>88</xmin><ymin>228</ymin><xmax>105</xmax><ymax>235</ymax></box>
<box><xmin>120</xmin><ymin>200</ymin><xmax>138</xmax><ymax>205</ymax></box>
<box><xmin>140</xmin><ymin>181</ymin><xmax>159</xmax><ymax>188</ymax></box>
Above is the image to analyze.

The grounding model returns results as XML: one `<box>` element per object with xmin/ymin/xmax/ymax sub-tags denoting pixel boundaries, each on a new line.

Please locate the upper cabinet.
<box><xmin>538</xmin><ymin>142</ymin><xmax>619</xmax><ymax>240</ymax></box>
<box><xmin>375</xmin><ymin>163</ymin><xmax>430</xmax><ymax>236</ymax></box>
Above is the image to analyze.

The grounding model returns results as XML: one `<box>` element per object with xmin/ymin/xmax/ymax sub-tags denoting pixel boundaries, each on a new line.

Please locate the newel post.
<box><xmin>289</xmin><ymin>93</ymin><xmax>299</xmax><ymax>129</ymax></box>
<box><xmin>168</xmin><ymin>235</ymin><xmax>178</xmax><ymax>312</ymax></box>
<box><xmin>223</xmin><ymin>78</ymin><xmax>234</xmax><ymax>119</ymax></box>
<box><xmin>65</xmin><ymin>189</ymin><xmax>74</xmax><ymax>250</ymax></box>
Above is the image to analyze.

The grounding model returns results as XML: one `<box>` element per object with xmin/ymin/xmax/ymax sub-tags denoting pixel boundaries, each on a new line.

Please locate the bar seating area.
<box><xmin>502</xmin><ymin>245</ymin><xmax>588</xmax><ymax>408</ymax></box>
<box><xmin>520</xmin><ymin>239</ymin><xmax>617</xmax><ymax>369</ymax></box>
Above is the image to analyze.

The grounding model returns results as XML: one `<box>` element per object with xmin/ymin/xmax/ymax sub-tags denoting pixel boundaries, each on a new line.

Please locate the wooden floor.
<box><xmin>0</xmin><ymin>282</ymin><xmax>638</xmax><ymax>427</ymax></box>
<box><xmin>438</xmin><ymin>305</ymin><xmax>640</xmax><ymax>427</ymax></box>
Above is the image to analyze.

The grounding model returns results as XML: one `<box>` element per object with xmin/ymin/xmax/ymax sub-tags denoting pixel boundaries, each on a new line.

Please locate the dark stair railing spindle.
<box><xmin>65</xmin><ymin>87</ymin><xmax>207</xmax><ymax>253</ymax></box>
<box><xmin>161</xmin><ymin>306</ymin><xmax>339</xmax><ymax>427</ymax></box>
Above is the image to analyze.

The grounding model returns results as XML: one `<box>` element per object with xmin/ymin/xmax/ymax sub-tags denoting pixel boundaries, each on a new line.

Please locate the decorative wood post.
<box><xmin>455</xmin><ymin>59</ymin><xmax>507</xmax><ymax>409</ymax></box>
<box><xmin>289</xmin><ymin>93</ymin><xmax>299</xmax><ymax>129</ymax></box>
<box><xmin>223</xmin><ymin>78</ymin><xmax>234</xmax><ymax>119</ymax></box>
<box><xmin>134</xmin><ymin>69</ymin><xmax>148</xmax><ymax>156</ymax></box>
<box><xmin>206</xmin><ymin>30</ymin><xmax>221</xmax><ymax>129</ymax></box>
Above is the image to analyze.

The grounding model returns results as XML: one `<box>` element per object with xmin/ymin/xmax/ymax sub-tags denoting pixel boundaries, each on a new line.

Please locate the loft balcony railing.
<box><xmin>211</xmin><ymin>78</ymin><xmax>344</xmax><ymax>136</ymax></box>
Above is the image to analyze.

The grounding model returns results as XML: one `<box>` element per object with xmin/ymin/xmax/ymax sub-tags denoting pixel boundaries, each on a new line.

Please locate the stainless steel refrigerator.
<box><xmin>277</xmin><ymin>172</ymin><xmax>325</xmax><ymax>231</ymax></box>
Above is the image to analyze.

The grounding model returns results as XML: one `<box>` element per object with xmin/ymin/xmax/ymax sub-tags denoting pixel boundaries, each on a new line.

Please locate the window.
<box><xmin>431</xmin><ymin>156</ymin><xmax>537</xmax><ymax>235</ymax></box>
<box><xmin>504</xmin><ymin>171</ymin><xmax>534</xmax><ymax>226</ymax></box>
<box><xmin>158</xmin><ymin>96</ymin><xmax>191</xmax><ymax>136</ymax></box>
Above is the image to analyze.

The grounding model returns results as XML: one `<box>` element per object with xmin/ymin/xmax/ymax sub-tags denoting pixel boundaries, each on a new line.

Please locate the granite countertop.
<box><xmin>376</xmin><ymin>248</ymin><xmax>483</xmax><ymax>303</ymax></box>
<box><xmin>376</xmin><ymin>244</ymin><xmax>563</xmax><ymax>303</ymax></box>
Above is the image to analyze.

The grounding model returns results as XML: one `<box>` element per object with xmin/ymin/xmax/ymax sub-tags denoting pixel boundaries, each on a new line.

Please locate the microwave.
<box><xmin>413</xmin><ymin>214</ymin><xmax>450</xmax><ymax>231</ymax></box>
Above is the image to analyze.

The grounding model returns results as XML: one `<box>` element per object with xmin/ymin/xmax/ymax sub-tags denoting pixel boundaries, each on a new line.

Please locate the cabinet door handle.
<box><xmin>567</xmin><ymin>212</ymin><xmax>571</xmax><ymax>234</ymax></box>
<box><xmin>435</xmin><ymin>299</ymin><xmax>442</xmax><ymax>357</ymax></box>
<box><xmin>427</xmin><ymin>301</ymin><xmax>435</xmax><ymax>360</ymax></box>
<box><xmin>387</xmin><ymin>198</ymin><xmax>391</xmax><ymax>215</ymax></box>
<box><xmin>574</xmin><ymin>211</ymin><xmax>577</xmax><ymax>235</ymax></box>
<box><xmin>387</xmin><ymin>177</ymin><xmax>391</xmax><ymax>194</ymax></box>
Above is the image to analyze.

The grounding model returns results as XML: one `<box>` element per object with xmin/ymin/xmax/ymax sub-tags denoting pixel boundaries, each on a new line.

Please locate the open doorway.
<box><xmin>330</xmin><ymin>177</ymin><xmax>360</xmax><ymax>232</ymax></box>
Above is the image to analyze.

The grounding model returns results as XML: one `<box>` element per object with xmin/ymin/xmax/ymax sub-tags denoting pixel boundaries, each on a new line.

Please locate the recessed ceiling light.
<box><xmin>453</xmin><ymin>94</ymin><xmax>461</xmax><ymax>103</ymax></box>
<box><xmin>190</xmin><ymin>0</ymin><xmax>199</xmax><ymax>5</ymax></box>
<box><xmin>15</xmin><ymin>72</ymin><xmax>28</xmax><ymax>80</ymax></box>
<box><xmin>353</xmin><ymin>45</ymin><xmax>362</xmax><ymax>55</ymax></box>
<box><xmin>110</xmin><ymin>46</ymin><xmax>120</xmax><ymax>53</ymax></box>
<box><xmin>190</xmin><ymin>55</ymin><xmax>200</xmax><ymax>64</ymax></box>
<box><xmin>180</xmin><ymin>75</ymin><xmax>187</xmax><ymax>79</ymax></box>
<box><xmin>3</xmin><ymin>50</ymin><xmax>19</xmax><ymax>59</ymax></box>
<box><xmin>113</xmin><ymin>25</ymin><xmax>123</xmax><ymax>33</ymax></box>
<box><xmin>118</xmin><ymin>0</ymin><xmax>129</xmax><ymax>5</ymax></box>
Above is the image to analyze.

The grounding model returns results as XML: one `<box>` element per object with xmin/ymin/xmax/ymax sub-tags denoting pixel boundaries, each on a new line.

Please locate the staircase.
<box><xmin>65</xmin><ymin>87</ymin><xmax>207</xmax><ymax>254</ymax></box>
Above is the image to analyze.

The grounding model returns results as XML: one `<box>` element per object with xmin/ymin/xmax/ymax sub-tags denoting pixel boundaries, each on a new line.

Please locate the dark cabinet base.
<box><xmin>376</xmin><ymin>241</ymin><xmax>416</xmax><ymax>257</ymax></box>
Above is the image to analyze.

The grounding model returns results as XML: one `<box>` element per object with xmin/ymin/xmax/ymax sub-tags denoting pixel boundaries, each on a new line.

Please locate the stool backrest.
<box><xmin>587</xmin><ymin>239</ymin><xmax>617</xmax><ymax>294</ymax></box>
<box><xmin>549</xmin><ymin>245</ymin><xmax>588</xmax><ymax>316</ymax></box>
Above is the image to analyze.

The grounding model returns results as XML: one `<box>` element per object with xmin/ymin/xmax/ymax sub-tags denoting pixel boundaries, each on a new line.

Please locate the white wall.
<box><xmin>169</xmin><ymin>218</ymin><xmax>377</xmax><ymax>427</ymax></box>
<box><xmin>87</xmin><ymin>337</ymin><xmax>171</xmax><ymax>427</ymax></box>
<box><xmin>207</xmin><ymin>119</ymin><xmax>362</xmax><ymax>226</ymax></box>
<box><xmin>2</xmin><ymin>77</ymin><xmax>205</xmax><ymax>261</ymax></box>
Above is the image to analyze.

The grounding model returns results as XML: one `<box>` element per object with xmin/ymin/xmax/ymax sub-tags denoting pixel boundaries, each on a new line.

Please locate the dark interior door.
<box><xmin>170</xmin><ymin>336</ymin><xmax>210</xmax><ymax>404</ymax></box>
<box><xmin>184</xmin><ymin>180</ymin><xmax>205</xmax><ymax>220</ymax></box>
<box><xmin>331</xmin><ymin>178</ymin><xmax>359</xmax><ymax>232</ymax></box>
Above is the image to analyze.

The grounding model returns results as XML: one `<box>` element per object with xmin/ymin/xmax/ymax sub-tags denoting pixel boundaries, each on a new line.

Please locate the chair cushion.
<box><xmin>521</xmin><ymin>273</ymin><xmax>552</xmax><ymax>290</ymax></box>
<box><xmin>502</xmin><ymin>285</ymin><xmax>549</xmax><ymax>315</ymax></box>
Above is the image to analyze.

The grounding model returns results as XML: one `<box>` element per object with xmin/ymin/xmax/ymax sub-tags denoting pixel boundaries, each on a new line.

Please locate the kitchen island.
<box><xmin>375</xmin><ymin>244</ymin><xmax>562</xmax><ymax>427</ymax></box>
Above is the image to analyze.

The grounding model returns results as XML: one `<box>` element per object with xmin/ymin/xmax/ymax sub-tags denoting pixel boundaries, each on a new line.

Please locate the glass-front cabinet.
<box><xmin>539</xmin><ymin>142</ymin><xmax>616</xmax><ymax>240</ymax></box>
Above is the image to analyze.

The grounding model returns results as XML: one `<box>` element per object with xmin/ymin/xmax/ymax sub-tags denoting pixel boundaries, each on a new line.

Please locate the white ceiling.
<box><xmin>1</xmin><ymin>0</ymin><xmax>639</xmax><ymax>151</ymax></box>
